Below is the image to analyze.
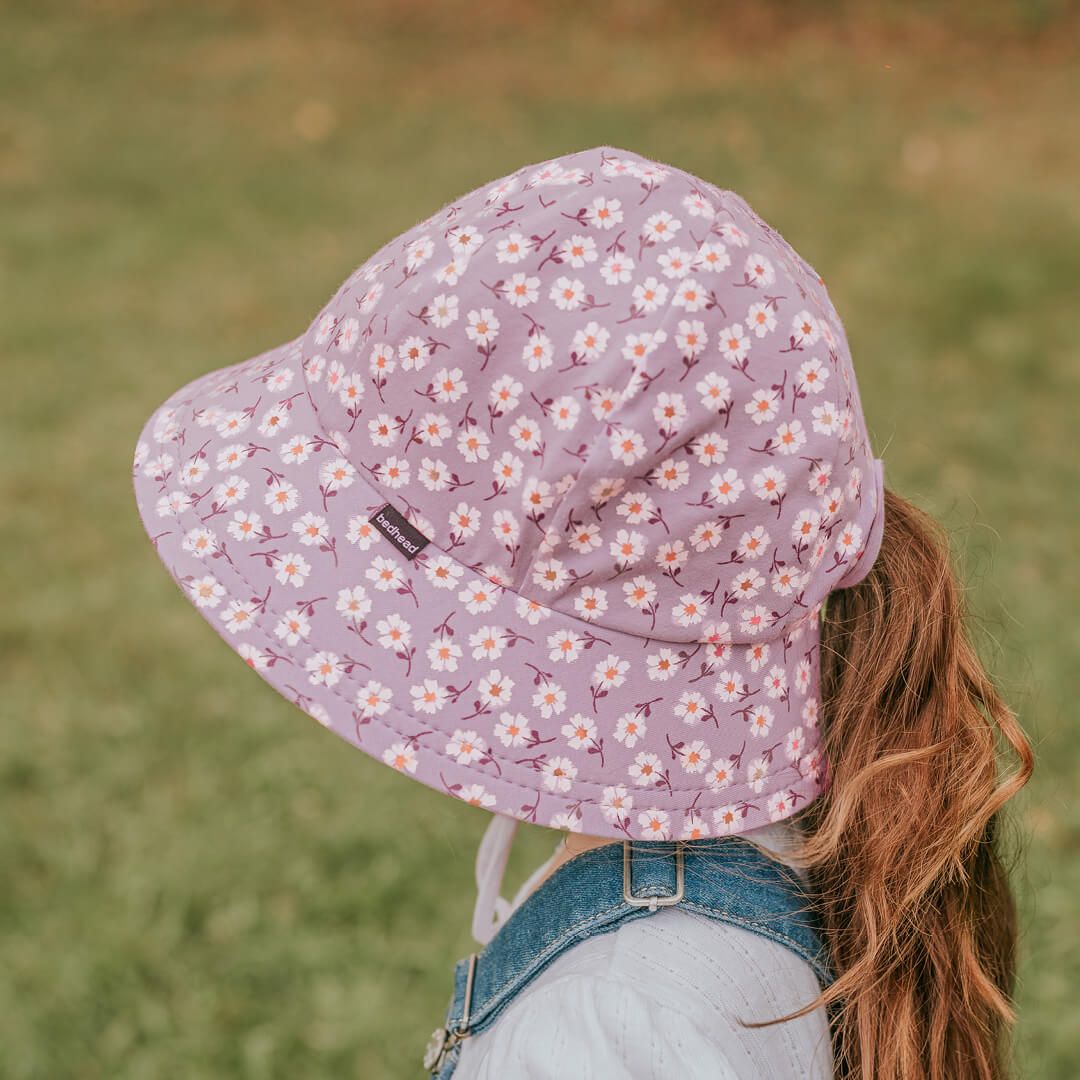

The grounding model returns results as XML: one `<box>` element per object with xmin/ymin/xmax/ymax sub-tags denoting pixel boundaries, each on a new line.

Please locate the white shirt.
<box><xmin>454</xmin><ymin>820</ymin><xmax>834</xmax><ymax>1079</ymax></box>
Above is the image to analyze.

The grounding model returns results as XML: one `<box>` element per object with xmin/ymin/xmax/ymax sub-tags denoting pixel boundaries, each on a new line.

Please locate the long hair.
<box><xmin>747</xmin><ymin>486</ymin><xmax>1034</xmax><ymax>1078</ymax></box>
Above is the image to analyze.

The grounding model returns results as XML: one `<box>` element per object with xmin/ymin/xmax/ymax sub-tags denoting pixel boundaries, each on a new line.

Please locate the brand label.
<box><xmin>369</xmin><ymin>502</ymin><xmax>430</xmax><ymax>560</ymax></box>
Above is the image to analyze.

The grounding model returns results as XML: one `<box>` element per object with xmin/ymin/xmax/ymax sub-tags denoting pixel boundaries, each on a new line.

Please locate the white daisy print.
<box><xmin>744</xmin><ymin>252</ymin><xmax>776</xmax><ymax>287</ymax></box>
<box><xmin>563</xmin><ymin>234</ymin><xmax>598</xmax><ymax>267</ymax></box>
<box><xmin>430</xmin><ymin>293</ymin><xmax>459</xmax><ymax>327</ymax></box>
<box><xmin>747</xmin><ymin>704</ymin><xmax>775</xmax><ymax>737</ymax></box>
<box><xmin>601</xmin><ymin>786</ymin><xmax>633</xmax><ymax>824</ymax></box>
<box><xmin>587</xmin><ymin>197</ymin><xmax>623</xmax><ymax>230</ymax></box>
<box><xmin>542</xmin><ymin>756</ymin><xmax>578</xmax><ymax>793</ymax></box>
<box><xmin>638</xmin><ymin>809</ymin><xmax>671</xmax><ymax>839</ymax></box>
<box><xmin>188</xmin><ymin>576</ymin><xmax>225</xmax><ymax>609</ymax></box>
<box><xmin>275</xmin><ymin>552</ymin><xmax>310</xmax><ymax>587</ymax></box>
<box><xmin>628</xmin><ymin>752</ymin><xmax>663</xmax><ymax>787</ymax></box>
<box><xmin>495</xmin><ymin>232</ymin><xmax>528</xmax><ymax>264</ymax></box>
<box><xmin>411</xmin><ymin>679</ymin><xmax>449</xmax><ymax>715</ymax></box>
<box><xmin>747</xmin><ymin>756</ymin><xmax>773</xmax><ymax>790</ymax></box>
<box><xmin>600</xmin><ymin>253</ymin><xmax>634</xmax><ymax>286</ymax></box>
<box><xmin>446</xmin><ymin>729</ymin><xmax>488</xmax><ymax>765</ymax></box>
<box><xmin>562</xmin><ymin>714</ymin><xmax>598</xmax><ymax>750</ymax></box>
<box><xmin>550</xmin><ymin>276</ymin><xmax>585</xmax><ymax>310</ymax></box>
<box><xmin>495</xmin><ymin>712</ymin><xmax>530</xmax><ymax>748</ymax></box>
<box><xmin>614</xmin><ymin>712</ymin><xmax>647</xmax><ymax>748</ymax></box>
<box><xmin>505</xmin><ymin>272</ymin><xmax>540</xmax><ymax>308</ymax></box>
<box><xmin>306</xmin><ymin>651</ymin><xmax>342</xmax><ymax>687</ymax></box>
<box><xmin>643</xmin><ymin>210</ymin><xmax>681</xmax><ymax>243</ymax></box>
<box><xmin>382</xmin><ymin>742</ymin><xmax>418</xmax><ymax>774</ymax></box>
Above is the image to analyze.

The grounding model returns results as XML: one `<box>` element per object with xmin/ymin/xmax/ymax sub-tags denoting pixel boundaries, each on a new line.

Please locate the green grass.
<box><xmin>2</xmin><ymin>1</ymin><xmax>1078</xmax><ymax>1076</ymax></box>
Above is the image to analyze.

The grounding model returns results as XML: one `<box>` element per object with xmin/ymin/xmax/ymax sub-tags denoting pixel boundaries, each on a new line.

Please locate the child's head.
<box><xmin>133</xmin><ymin>144</ymin><xmax>1031</xmax><ymax>1077</ymax></box>
<box><xmin>135</xmin><ymin>144</ymin><xmax>883</xmax><ymax>840</ymax></box>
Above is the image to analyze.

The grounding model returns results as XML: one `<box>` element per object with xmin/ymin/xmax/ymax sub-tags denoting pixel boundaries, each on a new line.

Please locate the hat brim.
<box><xmin>133</xmin><ymin>337</ymin><xmax>829</xmax><ymax>841</ymax></box>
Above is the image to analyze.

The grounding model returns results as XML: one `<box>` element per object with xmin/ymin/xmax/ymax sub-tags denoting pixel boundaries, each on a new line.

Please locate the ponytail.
<box><xmin>748</xmin><ymin>487</ymin><xmax>1034</xmax><ymax>1079</ymax></box>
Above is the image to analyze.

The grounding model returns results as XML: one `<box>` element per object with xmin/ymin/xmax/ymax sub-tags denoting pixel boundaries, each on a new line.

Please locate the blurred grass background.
<box><xmin>2</xmin><ymin>0</ymin><xmax>1077</xmax><ymax>1076</ymax></box>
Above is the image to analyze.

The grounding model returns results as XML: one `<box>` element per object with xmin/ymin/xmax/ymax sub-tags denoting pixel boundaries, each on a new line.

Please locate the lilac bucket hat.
<box><xmin>133</xmin><ymin>145</ymin><xmax>884</xmax><ymax>846</ymax></box>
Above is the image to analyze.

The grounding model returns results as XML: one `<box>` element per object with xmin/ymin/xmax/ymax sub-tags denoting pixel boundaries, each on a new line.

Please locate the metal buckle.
<box><xmin>622</xmin><ymin>840</ymin><xmax>686</xmax><ymax>910</ymax></box>
<box><xmin>424</xmin><ymin>952</ymin><xmax>477</xmax><ymax>1074</ymax></box>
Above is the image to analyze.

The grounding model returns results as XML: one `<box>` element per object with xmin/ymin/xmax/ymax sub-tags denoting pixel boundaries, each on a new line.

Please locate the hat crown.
<box><xmin>300</xmin><ymin>146</ymin><xmax>880</xmax><ymax>644</ymax></box>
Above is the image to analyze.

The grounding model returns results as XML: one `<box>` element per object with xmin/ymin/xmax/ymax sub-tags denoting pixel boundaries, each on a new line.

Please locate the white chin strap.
<box><xmin>471</xmin><ymin>814</ymin><xmax>520</xmax><ymax>945</ymax></box>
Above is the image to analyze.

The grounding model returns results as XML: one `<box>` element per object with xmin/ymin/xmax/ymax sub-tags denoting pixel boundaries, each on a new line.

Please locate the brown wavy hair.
<box><xmin>748</xmin><ymin>486</ymin><xmax>1034</xmax><ymax>1078</ymax></box>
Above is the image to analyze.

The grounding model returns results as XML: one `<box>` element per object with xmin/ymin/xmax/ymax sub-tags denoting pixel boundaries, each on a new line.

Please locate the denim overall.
<box><xmin>423</xmin><ymin>836</ymin><xmax>837</xmax><ymax>1077</ymax></box>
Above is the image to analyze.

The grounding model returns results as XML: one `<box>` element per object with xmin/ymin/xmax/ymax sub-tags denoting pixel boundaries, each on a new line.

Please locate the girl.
<box><xmin>133</xmin><ymin>145</ymin><xmax>1032</xmax><ymax>1078</ymax></box>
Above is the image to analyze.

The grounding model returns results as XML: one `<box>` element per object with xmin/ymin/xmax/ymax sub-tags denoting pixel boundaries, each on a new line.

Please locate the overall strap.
<box><xmin>424</xmin><ymin>836</ymin><xmax>836</xmax><ymax>1076</ymax></box>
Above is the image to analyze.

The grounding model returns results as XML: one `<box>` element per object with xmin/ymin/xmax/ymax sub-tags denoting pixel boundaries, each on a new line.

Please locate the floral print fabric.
<box><xmin>133</xmin><ymin>145</ymin><xmax>884</xmax><ymax>841</ymax></box>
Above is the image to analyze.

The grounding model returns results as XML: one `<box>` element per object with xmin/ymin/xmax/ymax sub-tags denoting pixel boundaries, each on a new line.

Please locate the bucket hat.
<box><xmin>133</xmin><ymin>144</ymin><xmax>884</xmax><ymax>845</ymax></box>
